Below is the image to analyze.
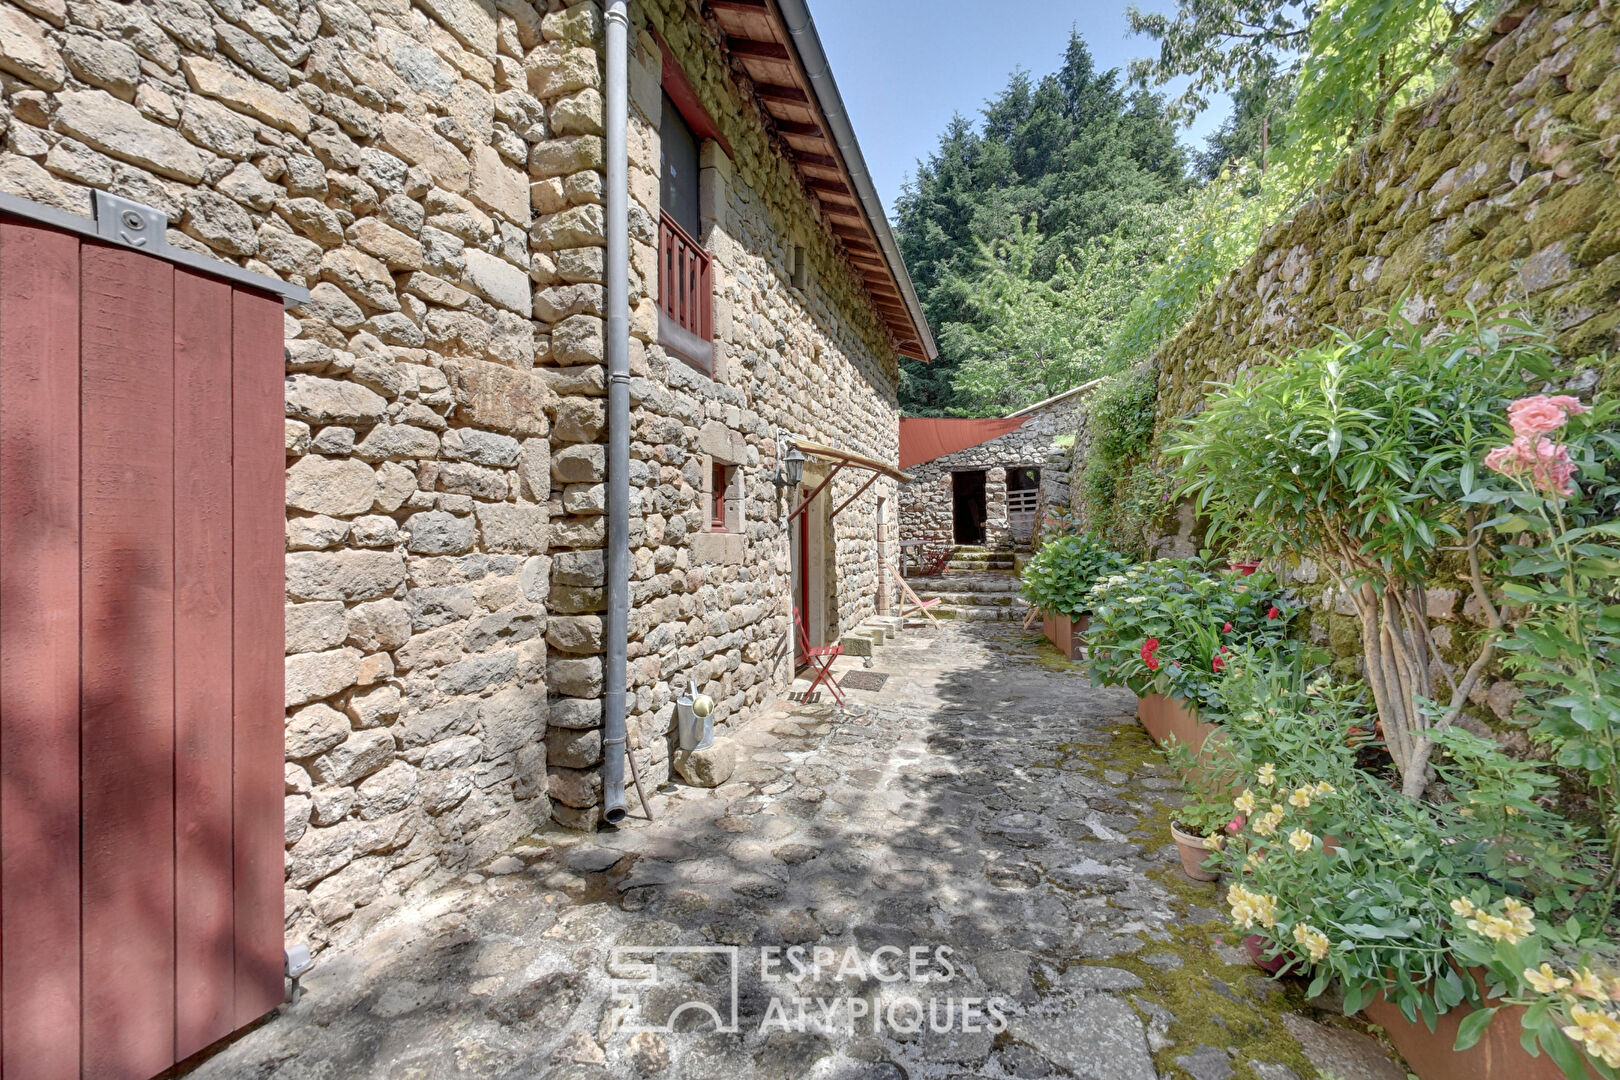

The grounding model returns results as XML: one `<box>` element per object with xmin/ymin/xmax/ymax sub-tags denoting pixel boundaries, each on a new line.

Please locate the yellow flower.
<box><xmin>1462</xmin><ymin>898</ymin><xmax>1534</xmax><ymax>944</ymax></box>
<box><xmin>1204</xmin><ymin>833</ymin><xmax>1225</xmax><ymax>851</ymax></box>
<box><xmin>1288</xmin><ymin>828</ymin><xmax>1315</xmax><ymax>854</ymax></box>
<box><xmin>1561</xmin><ymin>1005</ymin><xmax>1620</xmax><ymax>1069</ymax></box>
<box><xmin>1312</xmin><ymin>781</ymin><xmax>1335</xmax><ymax>797</ymax></box>
<box><xmin>1243</xmin><ymin>850</ymin><xmax>1266</xmax><ymax>873</ymax></box>
<box><xmin>1253</xmin><ymin>806</ymin><xmax>1285</xmax><ymax>837</ymax></box>
<box><xmin>1502</xmin><ymin>897</ymin><xmax>1535</xmax><ymax>937</ymax></box>
<box><xmin>1257</xmin><ymin>764</ymin><xmax>1277</xmax><ymax>787</ymax></box>
<box><xmin>1570</xmin><ymin>969</ymin><xmax>1607</xmax><ymax>1002</ymax></box>
<box><xmin>1292</xmin><ymin>922</ymin><xmax>1331</xmax><ymax>962</ymax></box>
<box><xmin>1524</xmin><ymin>964</ymin><xmax>1571</xmax><ymax>994</ymax></box>
<box><xmin>1228</xmin><ymin>884</ymin><xmax>1281</xmax><ymax>930</ymax></box>
<box><xmin>1450</xmin><ymin>897</ymin><xmax>1478</xmax><ymax>918</ymax></box>
<box><xmin>1467</xmin><ymin>913</ymin><xmax>1529</xmax><ymax>945</ymax></box>
<box><xmin>1234</xmin><ymin>789</ymin><xmax>1257</xmax><ymax>814</ymax></box>
<box><xmin>1288</xmin><ymin>786</ymin><xmax>1313</xmax><ymax>809</ymax></box>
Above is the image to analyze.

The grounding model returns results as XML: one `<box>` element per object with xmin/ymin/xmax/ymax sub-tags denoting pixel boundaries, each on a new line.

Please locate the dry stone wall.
<box><xmin>538</xmin><ymin>0</ymin><xmax>901</xmax><ymax>825</ymax></box>
<box><xmin>0</xmin><ymin>0</ymin><xmax>605</xmax><ymax>952</ymax></box>
<box><xmin>0</xmin><ymin>0</ymin><xmax>905</xmax><ymax>939</ymax></box>
<box><xmin>901</xmin><ymin>389</ymin><xmax>1091</xmax><ymax>550</ymax></box>
<box><xmin>1132</xmin><ymin>0</ymin><xmax>1620</xmax><ymax>725</ymax></box>
<box><xmin>1154</xmin><ymin>0</ymin><xmax>1620</xmax><ymax>423</ymax></box>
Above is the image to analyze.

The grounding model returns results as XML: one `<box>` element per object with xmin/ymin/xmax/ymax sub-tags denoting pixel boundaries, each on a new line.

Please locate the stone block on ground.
<box><xmin>672</xmin><ymin>740</ymin><xmax>736</xmax><ymax>788</ymax></box>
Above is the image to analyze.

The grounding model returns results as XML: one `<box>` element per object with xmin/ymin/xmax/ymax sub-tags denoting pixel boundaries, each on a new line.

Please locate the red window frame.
<box><xmin>711</xmin><ymin>462</ymin><xmax>729</xmax><ymax>532</ymax></box>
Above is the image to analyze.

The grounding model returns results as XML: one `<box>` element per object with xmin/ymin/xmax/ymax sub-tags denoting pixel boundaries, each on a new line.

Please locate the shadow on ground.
<box><xmin>186</xmin><ymin>622</ymin><xmax>1407</xmax><ymax>1080</ymax></box>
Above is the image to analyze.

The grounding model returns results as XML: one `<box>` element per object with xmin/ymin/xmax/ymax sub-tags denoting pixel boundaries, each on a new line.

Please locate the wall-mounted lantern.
<box><xmin>772</xmin><ymin>438</ymin><xmax>807</xmax><ymax>491</ymax></box>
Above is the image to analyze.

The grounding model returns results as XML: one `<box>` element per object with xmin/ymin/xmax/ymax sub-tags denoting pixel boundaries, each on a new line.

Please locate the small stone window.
<box><xmin>705</xmin><ymin>458</ymin><xmax>742</xmax><ymax>535</ymax></box>
<box><xmin>790</xmin><ymin>244</ymin><xmax>808</xmax><ymax>291</ymax></box>
<box><xmin>711</xmin><ymin>462</ymin><xmax>730</xmax><ymax>532</ymax></box>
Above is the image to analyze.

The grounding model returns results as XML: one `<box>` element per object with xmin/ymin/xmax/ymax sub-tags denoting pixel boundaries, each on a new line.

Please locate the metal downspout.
<box><xmin>602</xmin><ymin>0</ymin><xmax>630</xmax><ymax>825</ymax></box>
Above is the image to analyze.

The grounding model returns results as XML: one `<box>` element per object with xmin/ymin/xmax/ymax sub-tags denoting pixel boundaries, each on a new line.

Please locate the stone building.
<box><xmin>0</xmin><ymin>0</ymin><xmax>931</xmax><ymax>952</ymax></box>
<box><xmin>899</xmin><ymin>382</ymin><xmax>1095</xmax><ymax>551</ymax></box>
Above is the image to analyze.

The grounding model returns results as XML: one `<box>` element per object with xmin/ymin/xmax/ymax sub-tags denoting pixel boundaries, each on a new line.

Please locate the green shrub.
<box><xmin>1018</xmin><ymin>533</ymin><xmax>1128</xmax><ymax>618</ymax></box>
<box><xmin>1083</xmin><ymin>556</ymin><xmax>1293</xmax><ymax>713</ymax></box>
<box><xmin>1168</xmin><ymin>308</ymin><xmax>1551</xmax><ymax>795</ymax></box>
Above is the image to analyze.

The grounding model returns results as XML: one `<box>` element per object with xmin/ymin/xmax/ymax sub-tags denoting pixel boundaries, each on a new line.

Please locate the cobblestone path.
<box><xmin>192</xmin><ymin>623</ymin><xmax>1405</xmax><ymax>1080</ymax></box>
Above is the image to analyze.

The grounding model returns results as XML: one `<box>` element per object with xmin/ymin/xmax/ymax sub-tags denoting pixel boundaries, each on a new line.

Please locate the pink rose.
<box><xmin>1483</xmin><ymin>434</ymin><xmax>1578</xmax><ymax>496</ymax></box>
<box><xmin>1507</xmin><ymin>394</ymin><xmax>1588</xmax><ymax>437</ymax></box>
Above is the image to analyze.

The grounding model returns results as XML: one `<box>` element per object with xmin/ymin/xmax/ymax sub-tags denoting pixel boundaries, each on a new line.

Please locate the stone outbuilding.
<box><xmin>899</xmin><ymin>381</ymin><xmax>1096</xmax><ymax>550</ymax></box>
<box><xmin>0</xmin><ymin>0</ymin><xmax>933</xmax><ymax>962</ymax></box>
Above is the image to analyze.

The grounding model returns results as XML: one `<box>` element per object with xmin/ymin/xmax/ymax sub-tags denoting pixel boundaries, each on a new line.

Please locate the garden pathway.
<box><xmin>189</xmin><ymin>623</ymin><xmax>1407</xmax><ymax>1080</ymax></box>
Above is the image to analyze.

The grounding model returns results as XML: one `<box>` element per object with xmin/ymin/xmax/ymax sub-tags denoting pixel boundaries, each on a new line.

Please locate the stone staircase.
<box><xmin>943</xmin><ymin>545</ymin><xmax>1016</xmax><ymax>574</ymax></box>
<box><xmin>907</xmin><ymin>548</ymin><xmax>1028</xmax><ymax>622</ymax></box>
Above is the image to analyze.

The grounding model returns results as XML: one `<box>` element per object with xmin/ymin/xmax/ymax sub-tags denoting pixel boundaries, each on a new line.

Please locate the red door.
<box><xmin>0</xmin><ymin>207</ymin><xmax>287</xmax><ymax>1079</ymax></box>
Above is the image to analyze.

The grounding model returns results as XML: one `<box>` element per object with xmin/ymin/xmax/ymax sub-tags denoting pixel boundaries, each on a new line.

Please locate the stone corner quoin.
<box><xmin>0</xmin><ymin>0</ymin><xmax>907</xmax><ymax>950</ymax></box>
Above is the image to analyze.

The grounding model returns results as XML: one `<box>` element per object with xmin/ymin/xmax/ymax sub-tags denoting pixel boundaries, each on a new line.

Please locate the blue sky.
<box><xmin>809</xmin><ymin>0</ymin><xmax>1228</xmax><ymax>218</ymax></box>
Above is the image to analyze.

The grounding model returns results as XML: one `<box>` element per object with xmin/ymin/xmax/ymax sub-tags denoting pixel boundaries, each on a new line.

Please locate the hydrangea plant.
<box><xmin>1018</xmin><ymin>533</ymin><xmax>1128</xmax><ymax>618</ymax></box>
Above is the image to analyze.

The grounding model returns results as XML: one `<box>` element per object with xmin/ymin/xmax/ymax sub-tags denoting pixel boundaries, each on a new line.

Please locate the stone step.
<box><xmin>946</xmin><ymin>559</ymin><xmax>1016</xmax><ymax>572</ymax></box>
<box><xmin>915</xmin><ymin>578</ymin><xmax>1022</xmax><ymax>596</ymax></box>
<box><xmin>928</xmin><ymin>603</ymin><xmax>1028</xmax><ymax>622</ymax></box>
<box><xmin>917</xmin><ymin>592</ymin><xmax>1025</xmax><ymax>607</ymax></box>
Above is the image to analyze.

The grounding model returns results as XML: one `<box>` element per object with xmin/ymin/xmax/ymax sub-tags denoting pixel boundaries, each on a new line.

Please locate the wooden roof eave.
<box><xmin>704</xmin><ymin>0</ymin><xmax>931</xmax><ymax>362</ymax></box>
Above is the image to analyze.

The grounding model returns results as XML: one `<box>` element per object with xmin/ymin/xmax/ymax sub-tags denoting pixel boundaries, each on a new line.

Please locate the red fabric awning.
<box><xmin>899</xmin><ymin>417</ymin><xmax>1027</xmax><ymax>470</ymax></box>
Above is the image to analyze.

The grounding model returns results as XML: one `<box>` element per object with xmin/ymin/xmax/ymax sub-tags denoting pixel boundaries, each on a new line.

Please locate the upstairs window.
<box><xmin>658</xmin><ymin>91</ymin><xmax>714</xmax><ymax>375</ymax></box>
<box><xmin>660</xmin><ymin>92</ymin><xmax>701</xmax><ymax>241</ymax></box>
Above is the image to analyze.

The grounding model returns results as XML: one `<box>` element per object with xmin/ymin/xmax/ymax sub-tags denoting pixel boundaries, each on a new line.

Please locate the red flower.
<box><xmin>1267</xmin><ymin>606</ymin><xmax>1280</xmax><ymax>620</ymax></box>
<box><xmin>1222</xmin><ymin>621</ymin><xmax>1233</xmax><ymax>633</ymax></box>
<box><xmin>1212</xmin><ymin>654</ymin><xmax>1225</xmax><ymax>673</ymax></box>
<box><xmin>1141</xmin><ymin>638</ymin><xmax>1160</xmax><ymax>671</ymax></box>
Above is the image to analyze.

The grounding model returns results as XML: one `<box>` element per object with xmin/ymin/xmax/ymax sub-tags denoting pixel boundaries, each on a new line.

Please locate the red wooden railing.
<box><xmin>658</xmin><ymin>212</ymin><xmax>712</xmax><ymax>343</ymax></box>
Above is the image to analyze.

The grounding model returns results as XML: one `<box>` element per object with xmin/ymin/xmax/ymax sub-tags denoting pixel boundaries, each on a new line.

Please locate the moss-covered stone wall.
<box><xmin>1154</xmin><ymin>0</ymin><xmax>1620</xmax><ymax>425</ymax></box>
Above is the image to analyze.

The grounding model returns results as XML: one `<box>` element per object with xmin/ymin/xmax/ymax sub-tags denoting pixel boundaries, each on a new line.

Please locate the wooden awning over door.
<box><xmin>788</xmin><ymin>438</ymin><xmax>910</xmax><ymax>524</ymax></box>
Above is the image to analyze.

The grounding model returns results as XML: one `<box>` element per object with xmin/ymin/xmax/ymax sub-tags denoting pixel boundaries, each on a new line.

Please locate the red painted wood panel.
<box><xmin>173</xmin><ymin>270</ymin><xmax>236</xmax><ymax>1060</ymax></box>
<box><xmin>0</xmin><ymin>219</ymin><xmax>82</xmax><ymax>1080</ymax></box>
<box><xmin>80</xmin><ymin>243</ymin><xmax>177</xmax><ymax>1080</ymax></box>
<box><xmin>230</xmin><ymin>289</ymin><xmax>285</xmax><ymax>1026</ymax></box>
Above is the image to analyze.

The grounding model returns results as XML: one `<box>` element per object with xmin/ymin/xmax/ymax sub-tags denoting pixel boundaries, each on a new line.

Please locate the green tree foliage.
<box><xmin>894</xmin><ymin>33</ymin><xmax>1188</xmax><ymax>416</ymax></box>
<box><xmin>1129</xmin><ymin>0</ymin><xmax>1496</xmax><ymax>181</ymax></box>
<box><xmin>945</xmin><ymin>208</ymin><xmax>1178</xmax><ymax>415</ymax></box>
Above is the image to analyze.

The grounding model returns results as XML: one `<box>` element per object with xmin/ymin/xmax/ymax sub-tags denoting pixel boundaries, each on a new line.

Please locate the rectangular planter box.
<box><xmin>1363</xmin><ymin>994</ymin><xmax>1579</xmax><ymax>1080</ymax></box>
<box><xmin>1041</xmin><ymin>611</ymin><xmax>1089</xmax><ymax>660</ymax></box>
<box><xmin>1136</xmin><ymin>693</ymin><xmax>1220</xmax><ymax>754</ymax></box>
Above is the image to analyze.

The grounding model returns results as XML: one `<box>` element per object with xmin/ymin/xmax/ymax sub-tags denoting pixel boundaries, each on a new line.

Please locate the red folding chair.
<box><xmin>793</xmin><ymin>606</ymin><xmax>845</xmax><ymax>705</ymax></box>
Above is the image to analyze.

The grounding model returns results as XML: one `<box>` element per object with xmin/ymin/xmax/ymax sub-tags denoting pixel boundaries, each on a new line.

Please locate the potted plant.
<box><xmin>1083</xmin><ymin>556</ymin><xmax>1293</xmax><ymax>748</ymax></box>
<box><xmin>1202</xmin><ymin>655</ymin><xmax>1609</xmax><ymax>1080</ymax></box>
<box><xmin>1019</xmin><ymin>532</ymin><xmax>1127</xmax><ymax>660</ymax></box>
<box><xmin>1160</xmin><ymin>745</ymin><xmax>1237</xmax><ymax>882</ymax></box>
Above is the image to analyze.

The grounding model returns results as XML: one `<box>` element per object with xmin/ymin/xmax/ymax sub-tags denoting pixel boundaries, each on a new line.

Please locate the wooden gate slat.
<box><xmin>80</xmin><ymin>243</ymin><xmax>177</xmax><ymax>1080</ymax></box>
<box><xmin>173</xmin><ymin>269</ymin><xmax>236</xmax><ymax>1060</ymax></box>
<box><xmin>0</xmin><ymin>219</ymin><xmax>83</xmax><ymax>1080</ymax></box>
<box><xmin>230</xmin><ymin>289</ymin><xmax>285</xmax><ymax>1025</ymax></box>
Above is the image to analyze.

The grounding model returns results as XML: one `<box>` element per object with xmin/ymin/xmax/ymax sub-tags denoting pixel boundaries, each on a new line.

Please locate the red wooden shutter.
<box><xmin>0</xmin><ymin>205</ymin><xmax>288</xmax><ymax>1080</ymax></box>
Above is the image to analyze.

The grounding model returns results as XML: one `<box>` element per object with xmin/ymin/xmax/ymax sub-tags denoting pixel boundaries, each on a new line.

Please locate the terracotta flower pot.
<box><xmin>1169</xmin><ymin>821</ymin><xmax>1218</xmax><ymax>881</ymax></box>
<box><xmin>1136</xmin><ymin>694</ymin><xmax>1220</xmax><ymax>754</ymax></box>
<box><xmin>1243</xmin><ymin>934</ymin><xmax>1303</xmax><ymax>976</ymax></box>
<box><xmin>1362</xmin><ymin>975</ymin><xmax>1586</xmax><ymax>1080</ymax></box>
<box><xmin>1041</xmin><ymin>611</ymin><xmax>1088</xmax><ymax>660</ymax></box>
<box><xmin>1229</xmin><ymin>559</ymin><xmax>1261</xmax><ymax>576</ymax></box>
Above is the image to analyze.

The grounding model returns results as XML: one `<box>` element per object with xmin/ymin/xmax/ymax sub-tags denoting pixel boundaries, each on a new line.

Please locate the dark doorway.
<box><xmin>952</xmin><ymin>469</ymin><xmax>987</xmax><ymax>545</ymax></box>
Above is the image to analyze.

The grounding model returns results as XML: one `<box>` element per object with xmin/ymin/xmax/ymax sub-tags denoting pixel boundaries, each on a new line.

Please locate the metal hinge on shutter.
<box><xmin>0</xmin><ymin>187</ymin><xmax>309</xmax><ymax>307</ymax></box>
